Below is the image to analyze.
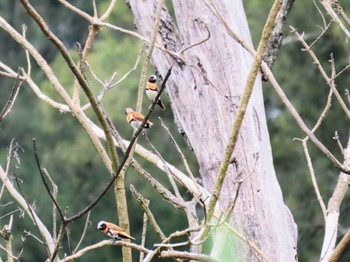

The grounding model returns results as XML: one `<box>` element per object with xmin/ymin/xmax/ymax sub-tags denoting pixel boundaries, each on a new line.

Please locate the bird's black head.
<box><xmin>97</xmin><ymin>221</ymin><xmax>107</xmax><ymax>230</ymax></box>
<box><xmin>148</xmin><ymin>75</ymin><xmax>157</xmax><ymax>83</ymax></box>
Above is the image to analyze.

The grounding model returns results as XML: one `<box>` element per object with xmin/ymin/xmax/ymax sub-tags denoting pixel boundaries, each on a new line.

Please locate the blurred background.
<box><xmin>0</xmin><ymin>0</ymin><xmax>350</xmax><ymax>261</ymax></box>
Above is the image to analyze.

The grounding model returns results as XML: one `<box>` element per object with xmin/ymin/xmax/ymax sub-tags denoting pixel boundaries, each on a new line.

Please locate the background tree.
<box><xmin>0</xmin><ymin>0</ymin><xmax>350</xmax><ymax>261</ymax></box>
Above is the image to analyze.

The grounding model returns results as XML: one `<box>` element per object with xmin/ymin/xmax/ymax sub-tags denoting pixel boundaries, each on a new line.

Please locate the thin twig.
<box><xmin>48</xmin><ymin>224</ymin><xmax>66</xmax><ymax>262</ymax></box>
<box><xmin>33</xmin><ymin>139</ymin><xmax>64</xmax><ymax>222</ymax></box>
<box><xmin>144</xmin><ymin>133</ymin><xmax>183</xmax><ymax>199</ymax></box>
<box><xmin>320</xmin><ymin>0</ymin><xmax>350</xmax><ymax>39</ymax></box>
<box><xmin>159</xmin><ymin>117</ymin><xmax>197</xmax><ymax>187</ymax></box>
<box><xmin>0</xmin><ymin>243</ymin><xmax>17</xmax><ymax>261</ymax></box>
<box><xmin>291</xmin><ymin>27</ymin><xmax>350</xmax><ymax>119</ymax></box>
<box><xmin>42</xmin><ymin>168</ymin><xmax>58</xmax><ymax>240</ymax></box>
<box><xmin>139</xmin><ymin>213</ymin><xmax>148</xmax><ymax>262</ymax></box>
<box><xmin>223</xmin><ymin>222</ymin><xmax>271</xmax><ymax>262</ymax></box>
<box><xmin>92</xmin><ymin>0</ymin><xmax>98</xmax><ymax>18</ymax></box>
<box><xmin>333</xmin><ymin>131</ymin><xmax>344</xmax><ymax>153</ymax></box>
<box><xmin>100</xmin><ymin>0</ymin><xmax>117</xmax><ymax>21</ymax></box>
<box><xmin>13</xmin><ymin>174</ymin><xmax>51</xmax><ymax>257</ymax></box>
<box><xmin>302</xmin><ymin>140</ymin><xmax>327</xmax><ymax>219</ymax></box>
<box><xmin>179</xmin><ymin>18</ymin><xmax>211</xmax><ymax>54</ymax></box>
<box><xmin>74</xmin><ymin>211</ymin><xmax>91</xmax><ymax>253</ymax></box>
<box><xmin>136</xmin><ymin>0</ymin><xmax>164</xmax><ymax>112</ymax></box>
<box><xmin>130</xmin><ymin>185</ymin><xmax>167</xmax><ymax>240</ymax></box>
<box><xmin>0</xmin><ymin>165</ymin><xmax>54</xmax><ymax>254</ymax></box>
<box><xmin>0</xmin><ymin>68</ymin><xmax>23</xmax><ymax>122</ymax></box>
<box><xmin>65</xmin><ymin>225</ymin><xmax>73</xmax><ymax>257</ymax></box>
<box><xmin>144</xmin><ymin>226</ymin><xmax>202</xmax><ymax>262</ymax></box>
<box><xmin>22</xmin><ymin>24</ymin><xmax>31</xmax><ymax>76</ymax></box>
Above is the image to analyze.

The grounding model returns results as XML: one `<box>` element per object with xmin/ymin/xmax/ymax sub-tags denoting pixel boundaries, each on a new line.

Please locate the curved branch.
<box><xmin>0</xmin><ymin>165</ymin><xmax>55</xmax><ymax>255</ymax></box>
<box><xmin>33</xmin><ymin>139</ymin><xmax>64</xmax><ymax>222</ymax></box>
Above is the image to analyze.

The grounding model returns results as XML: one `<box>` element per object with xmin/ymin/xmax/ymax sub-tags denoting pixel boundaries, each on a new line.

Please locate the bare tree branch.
<box><xmin>320</xmin><ymin>0</ymin><xmax>350</xmax><ymax>38</ymax></box>
<box><xmin>73</xmin><ymin>211</ymin><xmax>91</xmax><ymax>253</ymax></box>
<box><xmin>329</xmin><ymin>227</ymin><xmax>350</xmax><ymax>261</ymax></box>
<box><xmin>130</xmin><ymin>185</ymin><xmax>167</xmax><ymax>240</ymax></box>
<box><xmin>13</xmin><ymin>174</ymin><xmax>52</xmax><ymax>257</ymax></box>
<box><xmin>262</xmin><ymin>0</ymin><xmax>296</xmax><ymax>73</ymax></box>
<box><xmin>42</xmin><ymin>168</ymin><xmax>58</xmax><ymax>241</ymax></box>
<box><xmin>0</xmin><ymin>16</ymin><xmax>113</xmax><ymax>172</ymax></box>
<box><xmin>136</xmin><ymin>0</ymin><xmax>164</xmax><ymax>112</ymax></box>
<box><xmin>139</xmin><ymin>213</ymin><xmax>148</xmax><ymax>262</ymax></box>
<box><xmin>205</xmin><ymin>0</ymin><xmax>282</xmax><ymax>230</ymax></box>
<box><xmin>33</xmin><ymin>139</ymin><xmax>64</xmax><ymax>222</ymax></box>
<box><xmin>320</xmin><ymin>135</ymin><xmax>350</xmax><ymax>261</ymax></box>
<box><xmin>291</xmin><ymin>27</ymin><xmax>350</xmax><ymax>119</ymax></box>
<box><xmin>0</xmin><ymin>68</ymin><xmax>23</xmax><ymax>122</ymax></box>
<box><xmin>19</xmin><ymin>0</ymin><xmax>119</xmax><ymax>175</ymax></box>
<box><xmin>1</xmin><ymin>161</ymin><xmax>55</xmax><ymax>255</ymax></box>
<box><xmin>145</xmin><ymin>133</ymin><xmax>183</xmax><ymax>199</ymax></box>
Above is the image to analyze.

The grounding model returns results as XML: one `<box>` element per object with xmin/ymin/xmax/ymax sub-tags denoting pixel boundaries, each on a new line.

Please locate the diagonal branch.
<box><xmin>32</xmin><ymin>139</ymin><xmax>64</xmax><ymax>222</ymax></box>
<box><xmin>19</xmin><ymin>0</ymin><xmax>119</xmax><ymax>174</ymax></box>
<box><xmin>63</xmin><ymin>67</ymin><xmax>172</xmax><ymax>223</ymax></box>
<box><xmin>136</xmin><ymin>0</ymin><xmax>164</xmax><ymax>112</ymax></box>
<box><xmin>0</xmin><ymin>68</ymin><xmax>23</xmax><ymax>122</ymax></box>
<box><xmin>205</xmin><ymin>0</ymin><xmax>282</xmax><ymax>227</ymax></box>
<box><xmin>13</xmin><ymin>174</ymin><xmax>51</xmax><ymax>257</ymax></box>
<box><xmin>0</xmin><ymin>165</ymin><xmax>55</xmax><ymax>255</ymax></box>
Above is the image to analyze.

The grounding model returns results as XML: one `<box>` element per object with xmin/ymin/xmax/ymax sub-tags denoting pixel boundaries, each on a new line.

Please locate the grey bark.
<box><xmin>263</xmin><ymin>0</ymin><xmax>296</xmax><ymax>77</ymax></box>
<box><xmin>127</xmin><ymin>0</ymin><xmax>297</xmax><ymax>260</ymax></box>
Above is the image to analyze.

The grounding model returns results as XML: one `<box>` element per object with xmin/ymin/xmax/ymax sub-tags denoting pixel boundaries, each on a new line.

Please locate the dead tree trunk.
<box><xmin>127</xmin><ymin>0</ymin><xmax>297</xmax><ymax>260</ymax></box>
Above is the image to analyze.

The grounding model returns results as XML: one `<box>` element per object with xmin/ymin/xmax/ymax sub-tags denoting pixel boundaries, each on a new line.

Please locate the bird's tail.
<box><xmin>119</xmin><ymin>231</ymin><xmax>135</xmax><ymax>240</ymax></box>
<box><xmin>157</xmin><ymin>99</ymin><xmax>165</xmax><ymax>110</ymax></box>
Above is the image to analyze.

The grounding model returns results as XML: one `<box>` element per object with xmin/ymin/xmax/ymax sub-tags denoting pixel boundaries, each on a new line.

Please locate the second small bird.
<box><xmin>125</xmin><ymin>107</ymin><xmax>153</xmax><ymax>130</ymax></box>
<box><xmin>97</xmin><ymin>221</ymin><xmax>135</xmax><ymax>241</ymax></box>
<box><xmin>146</xmin><ymin>75</ymin><xmax>165</xmax><ymax>110</ymax></box>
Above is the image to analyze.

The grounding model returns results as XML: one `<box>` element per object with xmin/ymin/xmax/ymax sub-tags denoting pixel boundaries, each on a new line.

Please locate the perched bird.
<box><xmin>146</xmin><ymin>75</ymin><xmax>165</xmax><ymax>110</ymax></box>
<box><xmin>125</xmin><ymin>107</ymin><xmax>153</xmax><ymax>130</ymax></box>
<box><xmin>97</xmin><ymin>221</ymin><xmax>135</xmax><ymax>241</ymax></box>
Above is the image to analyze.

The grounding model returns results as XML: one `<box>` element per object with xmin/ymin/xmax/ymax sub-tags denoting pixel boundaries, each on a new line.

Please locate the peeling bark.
<box><xmin>127</xmin><ymin>0</ymin><xmax>297</xmax><ymax>260</ymax></box>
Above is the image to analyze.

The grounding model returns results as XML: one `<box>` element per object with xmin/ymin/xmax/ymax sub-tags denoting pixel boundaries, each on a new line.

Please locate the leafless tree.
<box><xmin>1</xmin><ymin>0</ymin><xmax>350</xmax><ymax>261</ymax></box>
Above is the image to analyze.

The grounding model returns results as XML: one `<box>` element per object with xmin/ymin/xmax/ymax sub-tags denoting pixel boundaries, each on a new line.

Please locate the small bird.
<box><xmin>125</xmin><ymin>107</ymin><xmax>153</xmax><ymax>130</ymax></box>
<box><xmin>146</xmin><ymin>75</ymin><xmax>165</xmax><ymax>110</ymax></box>
<box><xmin>97</xmin><ymin>221</ymin><xmax>135</xmax><ymax>241</ymax></box>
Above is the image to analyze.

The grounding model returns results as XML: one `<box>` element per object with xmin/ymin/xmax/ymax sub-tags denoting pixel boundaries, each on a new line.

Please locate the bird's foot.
<box><xmin>109</xmin><ymin>238</ymin><xmax>120</xmax><ymax>243</ymax></box>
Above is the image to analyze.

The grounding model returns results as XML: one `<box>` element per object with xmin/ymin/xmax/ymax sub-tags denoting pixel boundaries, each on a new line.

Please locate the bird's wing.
<box><xmin>132</xmin><ymin>112</ymin><xmax>145</xmax><ymax>121</ymax></box>
<box><xmin>108</xmin><ymin>228</ymin><xmax>135</xmax><ymax>240</ymax></box>
<box><xmin>107</xmin><ymin>222</ymin><xmax>125</xmax><ymax>232</ymax></box>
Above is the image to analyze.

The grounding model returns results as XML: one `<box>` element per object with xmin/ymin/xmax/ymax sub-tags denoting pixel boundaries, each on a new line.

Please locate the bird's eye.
<box><xmin>98</xmin><ymin>223</ymin><xmax>106</xmax><ymax>230</ymax></box>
